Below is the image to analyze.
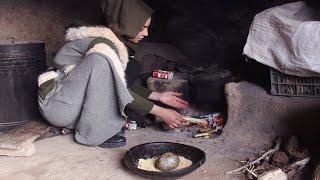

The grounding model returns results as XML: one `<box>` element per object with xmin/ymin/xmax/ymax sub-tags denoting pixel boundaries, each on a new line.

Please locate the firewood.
<box><xmin>226</xmin><ymin>138</ymin><xmax>281</xmax><ymax>174</ymax></box>
<box><xmin>183</xmin><ymin>117</ymin><xmax>208</xmax><ymax>126</ymax></box>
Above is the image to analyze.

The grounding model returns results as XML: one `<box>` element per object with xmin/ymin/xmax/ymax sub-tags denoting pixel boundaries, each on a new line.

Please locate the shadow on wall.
<box><xmin>0</xmin><ymin>0</ymin><xmax>104</xmax><ymax>65</ymax></box>
<box><xmin>144</xmin><ymin>0</ymin><xmax>298</xmax><ymax>71</ymax></box>
<box><xmin>306</xmin><ymin>0</ymin><xmax>320</xmax><ymax>9</ymax></box>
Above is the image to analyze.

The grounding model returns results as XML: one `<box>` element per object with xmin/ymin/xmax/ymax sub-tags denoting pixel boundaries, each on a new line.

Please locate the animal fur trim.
<box><xmin>65</xmin><ymin>26</ymin><xmax>129</xmax><ymax>70</ymax></box>
<box><xmin>38</xmin><ymin>71</ymin><xmax>59</xmax><ymax>87</ymax></box>
<box><xmin>64</xmin><ymin>64</ymin><xmax>77</xmax><ymax>75</ymax></box>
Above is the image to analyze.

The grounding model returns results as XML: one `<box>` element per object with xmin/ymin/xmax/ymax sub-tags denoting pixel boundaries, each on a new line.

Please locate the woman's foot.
<box><xmin>99</xmin><ymin>132</ymin><xmax>126</xmax><ymax>148</ymax></box>
<box><xmin>118</xmin><ymin>127</ymin><xmax>126</xmax><ymax>136</ymax></box>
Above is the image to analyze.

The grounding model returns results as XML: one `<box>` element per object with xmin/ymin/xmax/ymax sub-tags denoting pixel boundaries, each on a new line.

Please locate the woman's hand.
<box><xmin>150</xmin><ymin>105</ymin><xmax>186</xmax><ymax>129</ymax></box>
<box><xmin>149</xmin><ymin>91</ymin><xmax>188</xmax><ymax>109</ymax></box>
<box><xmin>159</xmin><ymin>92</ymin><xmax>188</xmax><ymax>109</ymax></box>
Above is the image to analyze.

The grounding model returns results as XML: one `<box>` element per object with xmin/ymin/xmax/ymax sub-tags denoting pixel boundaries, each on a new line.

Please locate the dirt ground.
<box><xmin>0</xmin><ymin>128</ymin><xmax>247</xmax><ymax>180</ymax></box>
<box><xmin>1</xmin><ymin>82</ymin><xmax>318</xmax><ymax>179</ymax></box>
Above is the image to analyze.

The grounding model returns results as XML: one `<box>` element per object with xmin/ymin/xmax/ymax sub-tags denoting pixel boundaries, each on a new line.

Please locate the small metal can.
<box><xmin>214</xmin><ymin>115</ymin><xmax>224</xmax><ymax>126</ymax></box>
<box><xmin>200</xmin><ymin>113</ymin><xmax>224</xmax><ymax>127</ymax></box>
<box><xmin>152</xmin><ymin>70</ymin><xmax>174</xmax><ymax>80</ymax></box>
<box><xmin>128</xmin><ymin>121</ymin><xmax>137</xmax><ymax>130</ymax></box>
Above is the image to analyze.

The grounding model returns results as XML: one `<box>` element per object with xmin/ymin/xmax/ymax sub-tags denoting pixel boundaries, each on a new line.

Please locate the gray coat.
<box><xmin>38</xmin><ymin>26</ymin><xmax>133</xmax><ymax>146</ymax></box>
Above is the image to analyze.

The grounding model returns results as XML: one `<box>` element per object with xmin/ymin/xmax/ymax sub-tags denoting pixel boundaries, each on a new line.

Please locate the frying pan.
<box><xmin>123</xmin><ymin>142</ymin><xmax>206</xmax><ymax>179</ymax></box>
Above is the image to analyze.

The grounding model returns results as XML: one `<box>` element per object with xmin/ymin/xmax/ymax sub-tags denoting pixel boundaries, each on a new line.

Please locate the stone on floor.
<box><xmin>0</xmin><ymin>120</ymin><xmax>49</xmax><ymax>157</ymax></box>
<box><xmin>0</xmin><ymin>143</ymin><xmax>36</xmax><ymax>157</ymax></box>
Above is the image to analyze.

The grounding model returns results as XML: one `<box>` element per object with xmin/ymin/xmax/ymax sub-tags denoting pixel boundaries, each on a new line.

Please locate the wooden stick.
<box><xmin>226</xmin><ymin>138</ymin><xmax>281</xmax><ymax>174</ymax></box>
<box><xmin>194</xmin><ymin>133</ymin><xmax>211</xmax><ymax>138</ymax></box>
<box><xmin>183</xmin><ymin>117</ymin><xmax>208</xmax><ymax>126</ymax></box>
<box><xmin>288</xmin><ymin>157</ymin><xmax>310</xmax><ymax>168</ymax></box>
<box><xmin>283</xmin><ymin>157</ymin><xmax>310</xmax><ymax>172</ymax></box>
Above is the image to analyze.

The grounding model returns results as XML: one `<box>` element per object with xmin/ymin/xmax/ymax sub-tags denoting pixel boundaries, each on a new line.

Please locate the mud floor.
<box><xmin>0</xmin><ymin>128</ymin><xmax>250</xmax><ymax>180</ymax></box>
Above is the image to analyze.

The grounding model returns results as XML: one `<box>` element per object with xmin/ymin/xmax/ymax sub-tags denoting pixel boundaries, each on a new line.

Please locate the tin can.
<box><xmin>213</xmin><ymin>115</ymin><xmax>224</xmax><ymax>126</ymax></box>
<box><xmin>152</xmin><ymin>70</ymin><xmax>174</xmax><ymax>80</ymax></box>
<box><xmin>128</xmin><ymin>121</ymin><xmax>137</xmax><ymax>130</ymax></box>
<box><xmin>199</xmin><ymin>113</ymin><xmax>224</xmax><ymax>127</ymax></box>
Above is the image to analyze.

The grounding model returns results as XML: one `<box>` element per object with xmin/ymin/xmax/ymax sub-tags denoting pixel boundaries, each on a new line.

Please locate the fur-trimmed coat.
<box><xmin>38</xmin><ymin>26</ymin><xmax>129</xmax><ymax>87</ymax></box>
<box><xmin>37</xmin><ymin>26</ymin><xmax>135</xmax><ymax>146</ymax></box>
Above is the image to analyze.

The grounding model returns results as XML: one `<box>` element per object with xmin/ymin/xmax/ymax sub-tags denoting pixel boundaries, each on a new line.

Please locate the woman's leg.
<box><xmin>41</xmin><ymin>54</ymin><xmax>126</xmax><ymax>146</ymax></box>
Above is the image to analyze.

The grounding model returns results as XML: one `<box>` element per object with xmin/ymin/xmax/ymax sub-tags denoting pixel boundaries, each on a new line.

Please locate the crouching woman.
<box><xmin>37</xmin><ymin>0</ymin><xmax>187</xmax><ymax>148</ymax></box>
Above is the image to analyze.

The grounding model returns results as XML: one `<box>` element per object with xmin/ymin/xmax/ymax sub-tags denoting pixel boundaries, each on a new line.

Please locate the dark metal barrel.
<box><xmin>0</xmin><ymin>41</ymin><xmax>46</xmax><ymax>130</ymax></box>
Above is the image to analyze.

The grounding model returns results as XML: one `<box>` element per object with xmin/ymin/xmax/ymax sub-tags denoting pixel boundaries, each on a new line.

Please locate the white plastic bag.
<box><xmin>244</xmin><ymin>1</ymin><xmax>320</xmax><ymax>77</ymax></box>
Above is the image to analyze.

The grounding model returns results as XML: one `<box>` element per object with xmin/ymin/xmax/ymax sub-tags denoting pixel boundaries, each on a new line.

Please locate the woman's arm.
<box><xmin>149</xmin><ymin>105</ymin><xmax>186</xmax><ymax>129</ymax></box>
<box><xmin>149</xmin><ymin>91</ymin><xmax>188</xmax><ymax>109</ymax></box>
<box><xmin>126</xmin><ymin>89</ymin><xmax>186</xmax><ymax>129</ymax></box>
<box><xmin>130</xmin><ymin>83</ymin><xmax>153</xmax><ymax>99</ymax></box>
<box><xmin>126</xmin><ymin>89</ymin><xmax>154</xmax><ymax>116</ymax></box>
<box><xmin>130</xmin><ymin>83</ymin><xmax>188</xmax><ymax>109</ymax></box>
